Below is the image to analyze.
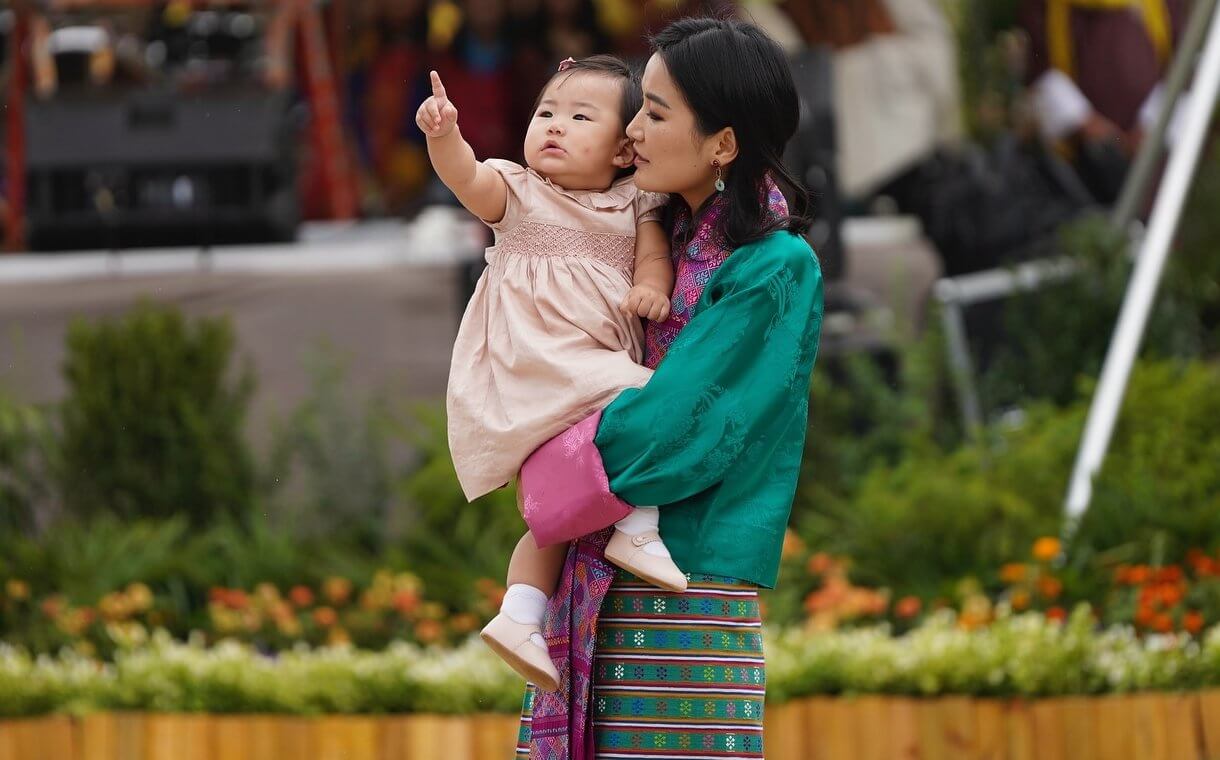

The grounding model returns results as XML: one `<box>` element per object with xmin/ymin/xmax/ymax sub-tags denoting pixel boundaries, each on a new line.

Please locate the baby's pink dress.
<box><xmin>447</xmin><ymin>159</ymin><xmax>668</xmax><ymax>501</ymax></box>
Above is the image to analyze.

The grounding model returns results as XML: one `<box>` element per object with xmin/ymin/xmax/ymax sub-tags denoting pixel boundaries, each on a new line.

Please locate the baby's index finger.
<box><xmin>430</xmin><ymin>70</ymin><xmax>446</xmax><ymax>99</ymax></box>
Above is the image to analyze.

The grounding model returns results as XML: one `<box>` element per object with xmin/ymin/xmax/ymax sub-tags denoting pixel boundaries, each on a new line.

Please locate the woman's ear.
<box><xmin>612</xmin><ymin>136</ymin><xmax>637</xmax><ymax>169</ymax></box>
<box><xmin>710</xmin><ymin>126</ymin><xmax>739</xmax><ymax>168</ymax></box>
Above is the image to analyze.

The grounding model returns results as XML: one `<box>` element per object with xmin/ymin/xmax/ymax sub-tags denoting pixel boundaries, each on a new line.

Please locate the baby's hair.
<box><xmin>535</xmin><ymin>55</ymin><xmax>642</xmax><ymax>130</ymax></box>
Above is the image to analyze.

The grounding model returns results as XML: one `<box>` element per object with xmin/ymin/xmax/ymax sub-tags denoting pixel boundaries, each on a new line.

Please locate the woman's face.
<box><xmin>626</xmin><ymin>54</ymin><xmax>718</xmax><ymax>207</ymax></box>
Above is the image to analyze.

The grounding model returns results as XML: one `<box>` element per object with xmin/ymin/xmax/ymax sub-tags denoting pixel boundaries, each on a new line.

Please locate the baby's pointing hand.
<box><xmin>415</xmin><ymin>70</ymin><xmax>459</xmax><ymax>138</ymax></box>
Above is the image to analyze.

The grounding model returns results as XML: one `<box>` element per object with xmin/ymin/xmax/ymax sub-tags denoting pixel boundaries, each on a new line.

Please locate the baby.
<box><xmin>417</xmin><ymin>56</ymin><xmax>686</xmax><ymax>692</ymax></box>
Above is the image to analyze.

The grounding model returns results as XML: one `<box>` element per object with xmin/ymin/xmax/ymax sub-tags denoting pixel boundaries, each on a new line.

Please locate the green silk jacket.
<box><xmin>595</xmin><ymin>231</ymin><xmax>824</xmax><ymax>588</ymax></box>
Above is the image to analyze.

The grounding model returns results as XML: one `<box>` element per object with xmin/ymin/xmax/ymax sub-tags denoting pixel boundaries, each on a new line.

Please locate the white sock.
<box><xmin>500</xmin><ymin>584</ymin><xmax>548</xmax><ymax>650</ymax></box>
<box><xmin>615</xmin><ymin>507</ymin><xmax>671</xmax><ymax>558</ymax></box>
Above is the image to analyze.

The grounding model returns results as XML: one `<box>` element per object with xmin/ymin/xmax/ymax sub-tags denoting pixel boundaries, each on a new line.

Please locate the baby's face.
<box><xmin>524</xmin><ymin>73</ymin><xmax>630</xmax><ymax>191</ymax></box>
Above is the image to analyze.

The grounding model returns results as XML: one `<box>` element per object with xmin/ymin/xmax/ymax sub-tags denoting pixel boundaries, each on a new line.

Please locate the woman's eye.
<box><xmin>647</xmin><ymin>111</ymin><xmax>662</xmax><ymax>122</ymax></box>
<box><xmin>537</xmin><ymin>110</ymin><xmax>553</xmax><ymax>118</ymax></box>
<box><xmin>573</xmin><ymin>114</ymin><xmax>589</xmax><ymax>121</ymax></box>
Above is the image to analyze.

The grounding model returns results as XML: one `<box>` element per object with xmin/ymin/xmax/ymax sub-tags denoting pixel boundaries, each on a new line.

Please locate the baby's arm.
<box><xmin>620</xmin><ymin>220</ymin><xmax>674</xmax><ymax>323</ymax></box>
<box><xmin>415</xmin><ymin>70</ymin><xmax>508</xmax><ymax>224</ymax></box>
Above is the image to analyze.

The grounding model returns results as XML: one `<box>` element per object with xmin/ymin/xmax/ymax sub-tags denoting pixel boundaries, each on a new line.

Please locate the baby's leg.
<box><xmin>605</xmin><ymin>506</ymin><xmax>688</xmax><ymax>592</ymax></box>
<box><xmin>481</xmin><ymin>530</ymin><xmax>566</xmax><ymax>692</ymax></box>
<box><xmin>507</xmin><ymin>531</ymin><xmax>569</xmax><ymax>597</ymax></box>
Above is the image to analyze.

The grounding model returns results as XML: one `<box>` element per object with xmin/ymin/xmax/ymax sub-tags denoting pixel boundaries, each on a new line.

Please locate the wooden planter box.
<box><xmin>2</xmin><ymin>691</ymin><xmax>1220</xmax><ymax>759</ymax></box>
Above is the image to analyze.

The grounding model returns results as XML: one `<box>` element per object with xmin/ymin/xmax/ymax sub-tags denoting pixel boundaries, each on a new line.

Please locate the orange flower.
<box><xmin>449</xmin><ymin>613</ymin><xmax>479</xmax><ymax>634</ymax></box>
<box><xmin>1037</xmin><ymin>576</ymin><xmax>1063</xmax><ymax>600</ymax></box>
<box><xmin>1184</xmin><ymin>611</ymin><xmax>1205</xmax><ymax>635</ymax></box>
<box><xmin>1010</xmin><ymin>589</ymin><xmax>1031</xmax><ymax>611</ymax></box>
<box><xmin>806</xmin><ymin>552</ymin><xmax>836</xmax><ymax>576</ymax></box>
<box><xmin>1032</xmin><ymin>537</ymin><xmax>1061</xmax><ymax>563</ymax></box>
<box><xmin>782</xmin><ymin>530</ymin><xmax>806</xmax><ymax>561</ymax></box>
<box><xmin>5</xmin><ymin>579</ymin><xmax>30</xmax><ymax>601</ymax></box>
<box><xmin>1154</xmin><ymin>566</ymin><xmax>1183</xmax><ymax>584</ymax></box>
<box><xmin>1152</xmin><ymin>613</ymin><xmax>1174</xmax><ymax>633</ymax></box>
<box><xmin>40</xmin><ymin>594</ymin><xmax>64</xmax><ymax>619</ymax></box>
<box><xmin>415</xmin><ymin>619</ymin><xmax>443</xmax><ymax>644</ymax></box>
<box><xmin>225</xmin><ymin>590</ymin><xmax>250</xmax><ymax>611</ymax></box>
<box><xmin>289</xmin><ymin>585</ymin><xmax>314</xmax><ymax>608</ymax></box>
<box><xmin>894</xmin><ymin>596</ymin><xmax>922</xmax><ymax>619</ymax></box>
<box><xmin>1045</xmin><ymin>606</ymin><xmax>1067</xmax><ymax>623</ymax></box>
<box><xmin>392</xmin><ymin>590</ymin><xmax>420</xmax><ymax>617</ymax></box>
<box><xmin>312</xmin><ymin>606</ymin><xmax>338</xmax><ymax>627</ymax></box>
<box><xmin>1157</xmin><ymin>584</ymin><xmax>1184</xmax><ymax>608</ymax></box>
<box><xmin>1196</xmin><ymin>557</ymin><xmax>1219</xmax><ymax>578</ymax></box>
<box><xmin>1000</xmin><ymin>563</ymin><xmax>1028</xmax><ymax>585</ymax></box>
<box><xmin>1135</xmin><ymin>605</ymin><xmax>1157</xmax><ymax>627</ymax></box>
<box><xmin>1127</xmin><ymin>565</ymin><xmax>1151</xmax><ymax>585</ymax></box>
<box><xmin>323</xmin><ymin>578</ymin><xmax>353</xmax><ymax>606</ymax></box>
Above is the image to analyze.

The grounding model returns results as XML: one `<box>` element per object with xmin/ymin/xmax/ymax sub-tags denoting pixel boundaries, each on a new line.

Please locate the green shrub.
<box><xmin>393</xmin><ymin>406</ymin><xmax>523</xmax><ymax>611</ymax></box>
<box><xmin>802</xmin><ymin>402</ymin><xmax>1076</xmax><ymax>600</ymax></box>
<box><xmin>796</xmin><ymin>359</ymin><xmax>1220</xmax><ymax>605</ymax></box>
<box><xmin>58</xmin><ymin>302</ymin><xmax>255</xmax><ymax>525</ymax></box>
<box><xmin>1071</xmin><ymin>361</ymin><xmax>1220</xmax><ymax>565</ymax></box>
<box><xmin>262</xmin><ymin>347</ymin><xmax>395</xmax><ymax>551</ymax></box>
<box><xmin>0</xmin><ymin>391</ymin><xmax>53</xmax><ymax>535</ymax></box>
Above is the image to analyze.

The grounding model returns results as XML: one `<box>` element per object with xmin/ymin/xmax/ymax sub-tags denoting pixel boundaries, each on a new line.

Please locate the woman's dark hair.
<box><xmin>534</xmin><ymin>54</ymin><xmax>642</xmax><ymax>130</ymax></box>
<box><xmin>651</xmin><ymin>17</ymin><xmax>812</xmax><ymax>247</ymax></box>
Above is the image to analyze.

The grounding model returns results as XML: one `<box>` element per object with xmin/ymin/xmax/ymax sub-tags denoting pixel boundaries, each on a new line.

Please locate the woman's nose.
<box><xmin>626</xmin><ymin>109</ymin><xmax>644</xmax><ymax>142</ymax></box>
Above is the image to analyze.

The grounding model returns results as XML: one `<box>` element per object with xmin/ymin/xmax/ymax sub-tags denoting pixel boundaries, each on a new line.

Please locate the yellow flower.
<box><xmin>327</xmin><ymin>627</ymin><xmax>351</xmax><ymax>647</ymax></box>
<box><xmin>276</xmin><ymin>615</ymin><xmax>303</xmax><ymax>638</ymax></box>
<box><xmin>5</xmin><ymin>579</ymin><xmax>30</xmax><ymax>601</ymax></box>
<box><xmin>1032</xmin><ymin>537</ymin><xmax>1062</xmax><ymax>563</ymax></box>
<box><xmin>255</xmin><ymin>583</ymin><xmax>281</xmax><ymax>606</ymax></box>
<box><xmin>421</xmin><ymin>601</ymin><xmax>446</xmax><ymax>620</ymax></box>
<box><xmin>125</xmin><ymin>583</ymin><xmax>154</xmax><ymax>612</ymax></box>
<box><xmin>323</xmin><ymin>578</ymin><xmax>353</xmax><ymax>606</ymax></box>
<box><xmin>99</xmin><ymin>593</ymin><xmax>130</xmax><ymax>622</ymax></box>
<box><xmin>781</xmin><ymin>530</ymin><xmax>806</xmax><ymax>560</ymax></box>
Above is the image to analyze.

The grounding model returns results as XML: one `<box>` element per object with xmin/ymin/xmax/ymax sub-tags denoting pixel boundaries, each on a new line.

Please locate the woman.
<box><xmin>513</xmin><ymin>17</ymin><xmax>825</xmax><ymax>759</ymax></box>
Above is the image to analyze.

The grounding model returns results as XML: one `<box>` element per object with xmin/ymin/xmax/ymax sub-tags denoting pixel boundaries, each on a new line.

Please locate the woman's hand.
<box><xmin>621</xmin><ymin>284</ymin><xmax>672</xmax><ymax>323</ymax></box>
<box><xmin>416</xmin><ymin>70</ymin><xmax>459</xmax><ymax>139</ymax></box>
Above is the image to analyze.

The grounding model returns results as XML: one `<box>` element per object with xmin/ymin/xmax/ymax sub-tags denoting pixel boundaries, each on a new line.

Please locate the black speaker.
<box><xmin>785</xmin><ymin>46</ymin><xmax>844</xmax><ymax>281</ymax></box>
<box><xmin>24</xmin><ymin>86</ymin><xmax>299</xmax><ymax>250</ymax></box>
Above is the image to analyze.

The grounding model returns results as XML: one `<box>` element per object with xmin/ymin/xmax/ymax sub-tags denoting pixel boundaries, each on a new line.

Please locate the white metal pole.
<box><xmin>1065</xmin><ymin>3</ymin><xmax>1220</xmax><ymax>519</ymax></box>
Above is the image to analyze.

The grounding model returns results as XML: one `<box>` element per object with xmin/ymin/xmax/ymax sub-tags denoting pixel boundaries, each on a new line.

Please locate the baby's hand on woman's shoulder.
<box><xmin>620</xmin><ymin>284</ymin><xmax>672</xmax><ymax>323</ymax></box>
<box><xmin>416</xmin><ymin>70</ymin><xmax>459</xmax><ymax>138</ymax></box>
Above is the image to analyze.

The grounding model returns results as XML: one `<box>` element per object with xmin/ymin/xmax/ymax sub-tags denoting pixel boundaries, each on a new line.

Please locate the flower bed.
<box><xmin>5</xmin><ymin>608</ymin><xmax>1220</xmax><ymax>720</ymax></box>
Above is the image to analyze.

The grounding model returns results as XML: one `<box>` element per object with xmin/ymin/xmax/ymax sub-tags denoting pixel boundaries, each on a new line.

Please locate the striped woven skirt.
<box><xmin>516</xmin><ymin>570</ymin><xmax>766</xmax><ymax>759</ymax></box>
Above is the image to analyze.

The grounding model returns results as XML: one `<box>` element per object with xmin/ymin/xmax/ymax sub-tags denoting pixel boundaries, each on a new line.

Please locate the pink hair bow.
<box><xmin>557</xmin><ymin>57</ymin><xmax>576</xmax><ymax>72</ymax></box>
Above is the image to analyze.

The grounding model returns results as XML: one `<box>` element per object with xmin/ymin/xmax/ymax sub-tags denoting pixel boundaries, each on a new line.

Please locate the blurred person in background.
<box><xmin>504</xmin><ymin>0</ymin><xmax>552</xmax><ymax>142</ymax></box>
<box><xmin>358</xmin><ymin>0</ymin><xmax>433</xmax><ymax>214</ymax></box>
<box><xmin>541</xmin><ymin>0</ymin><xmax>611</xmax><ymax>60</ymax></box>
<box><xmin>780</xmin><ymin>0</ymin><xmax>962</xmax><ymax>203</ymax></box>
<box><xmin>431</xmin><ymin>0</ymin><xmax>516</xmax><ymax>165</ymax></box>
<box><xmin>598</xmin><ymin>0</ymin><xmax>736</xmax><ymax>58</ymax></box>
<box><xmin>1020</xmin><ymin>0</ymin><xmax>1190</xmax><ymax>204</ymax></box>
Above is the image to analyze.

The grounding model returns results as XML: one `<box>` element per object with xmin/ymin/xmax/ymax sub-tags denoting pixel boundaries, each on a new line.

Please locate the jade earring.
<box><xmin>713</xmin><ymin>160</ymin><xmax>725</xmax><ymax>192</ymax></box>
